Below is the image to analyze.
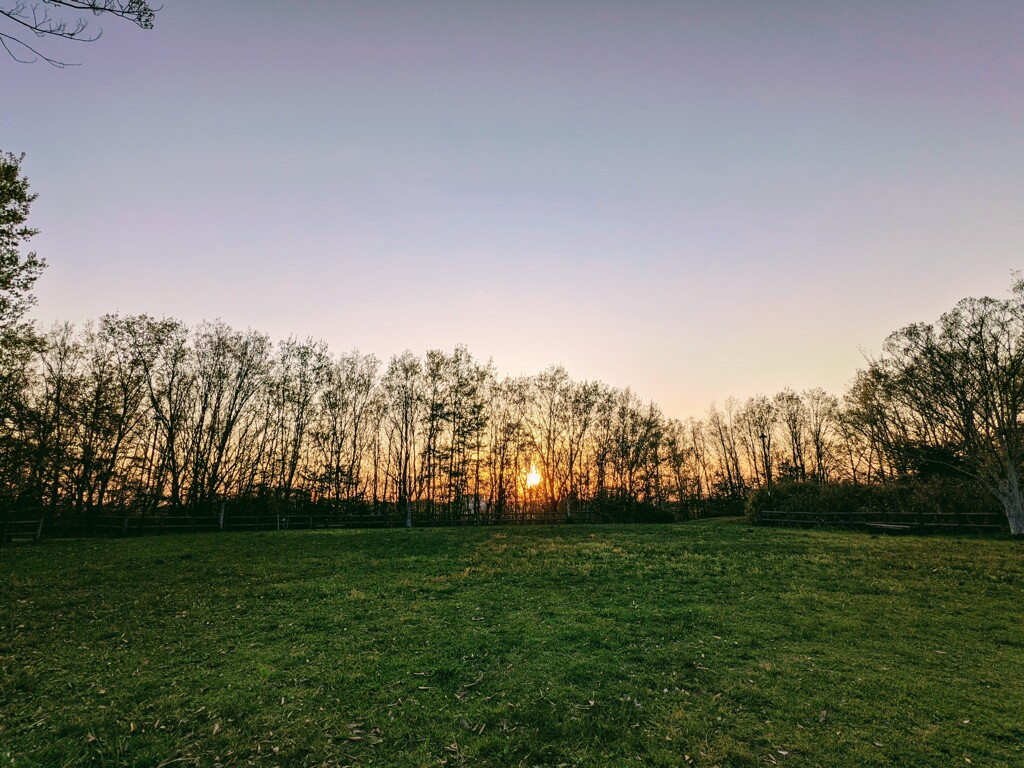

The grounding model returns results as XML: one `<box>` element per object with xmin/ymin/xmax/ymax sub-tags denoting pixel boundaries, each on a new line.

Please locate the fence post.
<box><xmin>219</xmin><ymin>502</ymin><xmax>225</xmax><ymax>531</ymax></box>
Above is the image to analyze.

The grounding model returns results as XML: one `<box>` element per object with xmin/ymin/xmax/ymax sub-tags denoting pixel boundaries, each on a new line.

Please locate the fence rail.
<box><xmin>1</xmin><ymin>504</ymin><xmax>667</xmax><ymax>543</ymax></box>
<box><xmin>757</xmin><ymin>508</ymin><xmax>1007</xmax><ymax>533</ymax></box>
<box><xmin>1</xmin><ymin>517</ymin><xmax>44</xmax><ymax>544</ymax></box>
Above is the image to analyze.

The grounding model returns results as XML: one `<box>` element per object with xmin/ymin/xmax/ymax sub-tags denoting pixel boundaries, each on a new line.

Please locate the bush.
<box><xmin>745</xmin><ymin>477</ymin><xmax>1002</xmax><ymax>526</ymax></box>
<box><xmin>676</xmin><ymin>496</ymin><xmax>746</xmax><ymax>522</ymax></box>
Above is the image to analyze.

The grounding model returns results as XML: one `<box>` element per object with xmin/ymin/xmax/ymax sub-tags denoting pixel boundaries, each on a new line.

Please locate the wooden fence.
<box><xmin>1</xmin><ymin>516</ymin><xmax>44</xmax><ymax>545</ymax></box>
<box><xmin>757</xmin><ymin>508</ymin><xmax>1007</xmax><ymax>533</ymax></box>
<box><xmin>1</xmin><ymin>504</ymin><xmax>623</xmax><ymax>543</ymax></box>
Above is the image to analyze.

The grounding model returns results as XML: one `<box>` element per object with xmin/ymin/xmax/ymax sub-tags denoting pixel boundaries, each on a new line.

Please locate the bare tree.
<box><xmin>774</xmin><ymin>388</ymin><xmax>806</xmax><ymax>480</ymax></box>
<box><xmin>562</xmin><ymin>380</ymin><xmax>601</xmax><ymax>517</ymax></box>
<box><xmin>66</xmin><ymin>318</ymin><xmax>148</xmax><ymax>513</ymax></box>
<box><xmin>606</xmin><ymin>389</ymin><xmax>664</xmax><ymax>506</ymax></box>
<box><xmin>707</xmin><ymin>399</ymin><xmax>745</xmax><ymax>497</ymax></box>
<box><xmin>28</xmin><ymin>322</ymin><xmax>80</xmax><ymax>513</ymax></box>
<box><xmin>804</xmin><ymin>387</ymin><xmax>839</xmax><ymax>483</ymax></box>
<box><xmin>438</xmin><ymin>346</ymin><xmax>489</xmax><ymax>517</ymax></box>
<box><xmin>844</xmin><ymin>364</ymin><xmax>915</xmax><ymax>482</ymax></box>
<box><xmin>118</xmin><ymin>315</ymin><xmax>191</xmax><ymax>510</ymax></box>
<box><xmin>310</xmin><ymin>350</ymin><xmax>378</xmax><ymax>504</ymax></box>
<box><xmin>833</xmin><ymin>401</ymin><xmax>876</xmax><ymax>484</ymax></box>
<box><xmin>870</xmin><ymin>284</ymin><xmax>1024</xmax><ymax>534</ymax></box>
<box><xmin>381</xmin><ymin>351</ymin><xmax>422</xmax><ymax>527</ymax></box>
<box><xmin>529</xmin><ymin>365</ymin><xmax>571</xmax><ymax>514</ymax></box>
<box><xmin>418</xmin><ymin>349</ymin><xmax>447</xmax><ymax>516</ymax></box>
<box><xmin>738</xmin><ymin>395</ymin><xmax>775</xmax><ymax>490</ymax></box>
<box><xmin>686</xmin><ymin>417</ymin><xmax>713</xmax><ymax>501</ymax></box>
<box><xmin>259</xmin><ymin>338</ymin><xmax>328</xmax><ymax>502</ymax></box>
<box><xmin>485</xmin><ymin>376</ymin><xmax>530</xmax><ymax>521</ymax></box>
<box><xmin>184</xmin><ymin>322</ymin><xmax>270</xmax><ymax>511</ymax></box>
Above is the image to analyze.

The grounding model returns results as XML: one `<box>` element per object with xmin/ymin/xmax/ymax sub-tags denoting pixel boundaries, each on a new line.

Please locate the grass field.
<box><xmin>1</xmin><ymin>521</ymin><xmax>1021</xmax><ymax>767</ymax></box>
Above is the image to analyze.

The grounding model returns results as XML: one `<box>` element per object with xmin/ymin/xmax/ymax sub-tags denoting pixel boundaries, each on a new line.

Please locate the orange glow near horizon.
<box><xmin>525</xmin><ymin>464</ymin><xmax>542</xmax><ymax>489</ymax></box>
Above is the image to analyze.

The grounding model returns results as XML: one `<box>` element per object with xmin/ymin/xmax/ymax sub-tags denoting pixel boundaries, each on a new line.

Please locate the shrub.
<box><xmin>745</xmin><ymin>477</ymin><xmax>1002</xmax><ymax>527</ymax></box>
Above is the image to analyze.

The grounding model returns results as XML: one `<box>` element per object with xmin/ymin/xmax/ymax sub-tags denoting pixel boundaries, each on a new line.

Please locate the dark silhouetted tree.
<box><xmin>866</xmin><ymin>281</ymin><xmax>1024</xmax><ymax>534</ymax></box>
<box><xmin>0</xmin><ymin>151</ymin><xmax>45</xmax><ymax>503</ymax></box>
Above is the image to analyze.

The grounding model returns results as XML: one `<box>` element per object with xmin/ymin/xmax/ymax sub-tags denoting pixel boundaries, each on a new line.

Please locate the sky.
<box><xmin>3</xmin><ymin>1</ymin><xmax>1023</xmax><ymax>419</ymax></box>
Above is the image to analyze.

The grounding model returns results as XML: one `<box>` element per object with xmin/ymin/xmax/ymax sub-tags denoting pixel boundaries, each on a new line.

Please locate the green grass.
<box><xmin>1</xmin><ymin>521</ymin><xmax>1021</xmax><ymax>767</ymax></box>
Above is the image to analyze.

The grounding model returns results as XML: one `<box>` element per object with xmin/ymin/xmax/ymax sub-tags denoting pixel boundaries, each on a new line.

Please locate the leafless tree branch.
<box><xmin>1</xmin><ymin>0</ymin><xmax>157</xmax><ymax>66</ymax></box>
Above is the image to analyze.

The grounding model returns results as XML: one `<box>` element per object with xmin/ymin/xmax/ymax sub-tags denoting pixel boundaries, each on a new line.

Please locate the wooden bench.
<box><xmin>2</xmin><ymin>518</ymin><xmax>44</xmax><ymax>544</ymax></box>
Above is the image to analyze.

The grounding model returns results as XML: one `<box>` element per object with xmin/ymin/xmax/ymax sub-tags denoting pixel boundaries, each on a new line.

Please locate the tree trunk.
<box><xmin>1001</xmin><ymin>495</ymin><xmax>1024</xmax><ymax>535</ymax></box>
<box><xmin>990</xmin><ymin>443</ymin><xmax>1024</xmax><ymax>535</ymax></box>
<box><xmin>997</xmin><ymin>471</ymin><xmax>1024</xmax><ymax>535</ymax></box>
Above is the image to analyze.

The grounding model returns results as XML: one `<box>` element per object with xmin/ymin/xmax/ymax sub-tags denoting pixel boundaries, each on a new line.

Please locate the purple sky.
<box><xmin>4</xmin><ymin>1</ymin><xmax>1023</xmax><ymax>418</ymax></box>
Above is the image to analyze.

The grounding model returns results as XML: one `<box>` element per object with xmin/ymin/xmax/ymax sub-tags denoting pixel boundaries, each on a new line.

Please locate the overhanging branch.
<box><xmin>1</xmin><ymin>0</ymin><xmax>157</xmax><ymax>66</ymax></box>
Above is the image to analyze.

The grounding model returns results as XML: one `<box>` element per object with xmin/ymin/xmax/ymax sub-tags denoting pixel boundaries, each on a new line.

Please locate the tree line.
<box><xmin>2</xmin><ymin>151</ymin><xmax>1022</xmax><ymax>532</ymax></box>
<box><xmin>0</xmin><ymin>305</ymin><xmax>1012</xmax><ymax>533</ymax></box>
<box><xmin>1</xmin><ymin>317</ymin><xmax>701</xmax><ymax>523</ymax></box>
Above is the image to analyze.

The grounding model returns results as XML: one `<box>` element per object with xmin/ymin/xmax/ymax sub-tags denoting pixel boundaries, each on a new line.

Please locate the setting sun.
<box><xmin>525</xmin><ymin>464</ymin><xmax>542</xmax><ymax>489</ymax></box>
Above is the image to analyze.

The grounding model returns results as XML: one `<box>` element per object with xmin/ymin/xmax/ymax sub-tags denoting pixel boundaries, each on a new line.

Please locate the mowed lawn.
<box><xmin>1</xmin><ymin>521</ymin><xmax>1021</xmax><ymax>768</ymax></box>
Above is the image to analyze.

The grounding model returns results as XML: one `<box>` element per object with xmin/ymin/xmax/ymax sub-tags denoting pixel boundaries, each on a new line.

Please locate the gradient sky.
<box><xmin>4</xmin><ymin>1</ymin><xmax>1023</xmax><ymax>419</ymax></box>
